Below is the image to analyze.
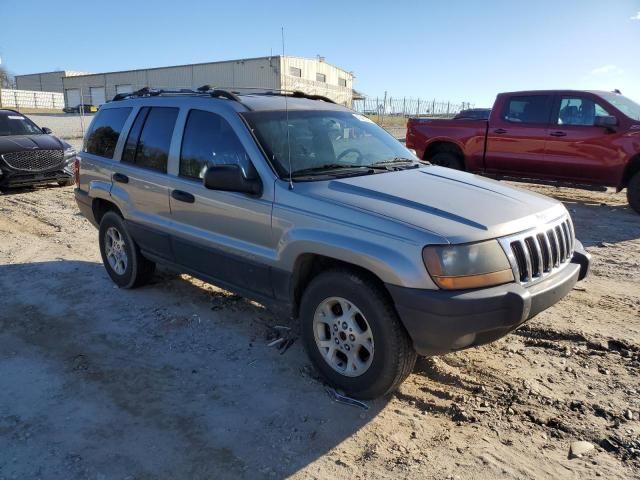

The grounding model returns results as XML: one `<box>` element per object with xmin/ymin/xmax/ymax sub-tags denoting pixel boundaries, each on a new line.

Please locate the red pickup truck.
<box><xmin>406</xmin><ymin>90</ymin><xmax>640</xmax><ymax>213</ymax></box>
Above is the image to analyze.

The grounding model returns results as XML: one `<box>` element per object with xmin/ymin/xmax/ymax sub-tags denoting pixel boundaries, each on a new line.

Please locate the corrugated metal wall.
<box><xmin>59</xmin><ymin>56</ymin><xmax>352</xmax><ymax>106</ymax></box>
<box><xmin>280</xmin><ymin>57</ymin><xmax>353</xmax><ymax>106</ymax></box>
<box><xmin>15</xmin><ymin>71</ymin><xmax>92</xmax><ymax>93</ymax></box>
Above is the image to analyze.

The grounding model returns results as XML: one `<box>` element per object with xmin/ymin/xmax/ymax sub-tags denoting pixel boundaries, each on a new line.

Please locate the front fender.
<box><xmin>278</xmin><ymin>227</ymin><xmax>439</xmax><ymax>290</ymax></box>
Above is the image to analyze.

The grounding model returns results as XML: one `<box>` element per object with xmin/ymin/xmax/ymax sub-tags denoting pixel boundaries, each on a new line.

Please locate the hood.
<box><xmin>298</xmin><ymin>166</ymin><xmax>567</xmax><ymax>243</ymax></box>
<box><xmin>0</xmin><ymin>134</ymin><xmax>65</xmax><ymax>155</ymax></box>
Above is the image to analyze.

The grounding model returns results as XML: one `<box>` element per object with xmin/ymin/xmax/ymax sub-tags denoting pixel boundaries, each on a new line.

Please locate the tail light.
<box><xmin>74</xmin><ymin>158</ymin><xmax>80</xmax><ymax>186</ymax></box>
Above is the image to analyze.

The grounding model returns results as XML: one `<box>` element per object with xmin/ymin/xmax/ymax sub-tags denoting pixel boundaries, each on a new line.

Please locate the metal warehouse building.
<box><xmin>18</xmin><ymin>56</ymin><xmax>354</xmax><ymax>108</ymax></box>
<box><xmin>15</xmin><ymin>70</ymin><xmax>92</xmax><ymax>93</ymax></box>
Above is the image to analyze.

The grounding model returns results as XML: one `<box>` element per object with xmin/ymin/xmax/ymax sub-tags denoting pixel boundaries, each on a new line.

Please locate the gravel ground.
<box><xmin>0</xmin><ymin>173</ymin><xmax>639</xmax><ymax>479</ymax></box>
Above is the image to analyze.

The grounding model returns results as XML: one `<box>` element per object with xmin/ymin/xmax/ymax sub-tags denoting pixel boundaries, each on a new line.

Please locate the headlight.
<box><xmin>63</xmin><ymin>147</ymin><xmax>77</xmax><ymax>163</ymax></box>
<box><xmin>423</xmin><ymin>240</ymin><xmax>514</xmax><ymax>290</ymax></box>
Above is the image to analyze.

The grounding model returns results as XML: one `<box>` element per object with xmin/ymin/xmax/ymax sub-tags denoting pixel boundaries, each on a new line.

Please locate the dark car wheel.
<box><xmin>430</xmin><ymin>151</ymin><xmax>464</xmax><ymax>170</ymax></box>
<box><xmin>98</xmin><ymin>211</ymin><xmax>155</xmax><ymax>288</ymax></box>
<box><xmin>628</xmin><ymin>171</ymin><xmax>640</xmax><ymax>214</ymax></box>
<box><xmin>300</xmin><ymin>268</ymin><xmax>417</xmax><ymax>399</ymax></box>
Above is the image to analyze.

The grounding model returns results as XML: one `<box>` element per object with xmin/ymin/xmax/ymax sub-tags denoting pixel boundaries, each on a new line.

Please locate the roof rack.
<box><xmin>110</xmin><ymin>85</ymin><xmax>335</xmax><ymax>107</ymax></box>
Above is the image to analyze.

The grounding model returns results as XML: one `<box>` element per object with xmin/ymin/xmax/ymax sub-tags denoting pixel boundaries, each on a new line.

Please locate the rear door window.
<box><xmin>556</xmin><ymin>97</ymin><xmax>611</xmax><ymax>126</ymax></box>
<box><xmin>503</xmin><ymin>96</ymin><xmax>552</xmax><ymax>124</ymax></box>
<box><xmin>121</xmin><ymin>107</ymin><xmax>178</xmax><ymax>173</ymax></box>
<box><xmin>84</xmin><ymin>107</ymin><xmax>132</xmax><ymax>158</ymax></box>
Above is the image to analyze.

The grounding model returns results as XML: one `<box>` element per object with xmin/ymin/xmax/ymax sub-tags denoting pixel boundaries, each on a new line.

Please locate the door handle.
<box><xmin>493</xmin><ymin>128</ymin><xmax>507</xmax><ymax>134</ymax></box>
<box><xmin>171</xmin><ymin>189</ymin><xmax>195</xmax><ymax>204</ymax></box>
<box><xmin>549</xmin><ymin>131</ymin><xmax>567</xmax><ymax>137</ymax></box>
<box><xmin>113</xmin><ymin>173</ymin><xmax>129</xmax><ymax>184</ymax></box>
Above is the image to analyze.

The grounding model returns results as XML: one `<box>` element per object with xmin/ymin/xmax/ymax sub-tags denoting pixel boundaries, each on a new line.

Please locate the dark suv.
<box><xmin>0</xmin><ymin>109</ymin><xmax>75</xmax><ymax>189</ymax></box>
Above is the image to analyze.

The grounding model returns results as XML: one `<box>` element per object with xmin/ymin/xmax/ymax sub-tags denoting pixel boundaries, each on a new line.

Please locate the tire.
<box><xmin>430</xmin><ymin>151</ymin><xmax>464</xmax><ymax>170</ymax></box>
<box><xmin>58</xmin><ymin>178</ymin><xmax>74</xmax><ymax>187</ymax></box>
<box><xmin>627</xmin><ymin>172</ymin><xmax>640</xmax><ymax>214</ymax></box>
<box><xmin>300</xmin><ymin>269</ymin><xmax>417</xmax><ymax>399</ymax></box>
<box><xmin>98</xmin><ymin>211</ymin><xmax>155</xmax><ymax>288</ymax></box>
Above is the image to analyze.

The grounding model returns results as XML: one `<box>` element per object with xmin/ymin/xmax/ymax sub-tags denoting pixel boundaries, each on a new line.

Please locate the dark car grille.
<box><xmin>1</xmin><ymin>150</ymin><xmax>64</xmax><ymax>172</ymax></box>
<box><xmin>502</xmin><ymin>217</ymin><xmax>575</xmax><ymax>285</ymax></box>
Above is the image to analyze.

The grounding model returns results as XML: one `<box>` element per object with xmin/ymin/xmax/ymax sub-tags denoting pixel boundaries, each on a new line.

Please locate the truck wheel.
<box><xmin>430</xmin><ymin>151</ymin><xmax>464</xmax><ymax>170</ymax></box>
<box><xmin>300</xmin><ymin>269</ymin><xmax>417</xmax><ymax>399</ymax></box>
<box><xmin>627</xmin><ymin>172</ymin><xmax>640</xmax><ymax>214</ymax></box>
<box><xmin>98</xmin><ymin>211</ymin><xmax>155</xmax><ymax>288</ymax></box>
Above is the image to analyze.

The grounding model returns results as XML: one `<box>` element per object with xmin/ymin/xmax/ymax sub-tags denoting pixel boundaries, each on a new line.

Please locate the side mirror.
<box><xmin>594</xmin><ymin>115</ymin><xmax>618</xmax><ymax>131</ymax></box>
<box><xmin>203</xmin><ymin>164</ymin><xmax>262</xmax><ymax>196</ymax></box>
<box><xmin>41</xmin><ymin>127</ymin><xmax>53</xmax><ymax>134</ymax></box>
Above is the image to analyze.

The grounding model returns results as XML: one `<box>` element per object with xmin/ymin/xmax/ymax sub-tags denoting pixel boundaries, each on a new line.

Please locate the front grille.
<box><xmin>500</xmin><ymin>216</ymin><xmax>575</xmax><ymax>285</ymax></box>
<box><xmin>1</xmin><ymin>150</ymin><xmax>64</xmax><ymax>172</ymax></box>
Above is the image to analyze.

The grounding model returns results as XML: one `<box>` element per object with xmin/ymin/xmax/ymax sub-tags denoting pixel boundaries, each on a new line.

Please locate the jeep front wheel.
<box><xmin>300</xmin><ymin>269</ymin><xmax>417</xmax><ymax>399</ymax></box>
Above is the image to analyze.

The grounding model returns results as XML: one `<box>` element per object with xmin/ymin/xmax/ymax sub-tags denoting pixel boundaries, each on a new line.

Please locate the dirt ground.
<box><xmin>0</xmin><ymin>178</ymin><xmax>639</xmax><ymax>480</ymax></box>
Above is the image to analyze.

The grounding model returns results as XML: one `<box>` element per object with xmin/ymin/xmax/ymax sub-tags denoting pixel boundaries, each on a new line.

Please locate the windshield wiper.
<box><xmin>371</xmin><ymin>157</ymin><xmax>427</xmax><ymax>166</ymax></box>
<box><xmin>290</xmin><ymin>163</ymin><xmax>375</xmax><ymax>177</ymax></box>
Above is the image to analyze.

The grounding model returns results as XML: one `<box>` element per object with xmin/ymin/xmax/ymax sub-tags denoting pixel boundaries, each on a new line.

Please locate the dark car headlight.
<box><xmin>423</xmin><ymin>240</ymin><xmax>514</xmax><ymax>290</ymax></box>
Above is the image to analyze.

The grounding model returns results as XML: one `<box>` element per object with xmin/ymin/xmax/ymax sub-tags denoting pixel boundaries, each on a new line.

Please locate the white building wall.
<box><xmin>15</xmin><ymin>70</ymin><xmax>93</xmax><ymax>93</ymax></box>
<box><xmin>280</xmin><ymin>57</ymin><xmax>353</xmax><ymax>106</ymax></box>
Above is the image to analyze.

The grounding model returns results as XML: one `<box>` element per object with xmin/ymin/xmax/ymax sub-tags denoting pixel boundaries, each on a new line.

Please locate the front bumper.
<box><xmin>387</xmin><ymin>245</ymin><xmax>591</xmax><ymax>356</ymax></box>
<box><xmin>0</xmin><ymin>165</ymin><xmax>72</xmax><ymax>189</ymax></box>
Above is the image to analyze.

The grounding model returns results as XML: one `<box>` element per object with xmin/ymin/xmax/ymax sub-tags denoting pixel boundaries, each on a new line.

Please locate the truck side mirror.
<box><xmin>594</xmin><ymin>115</ymin><xmax>618</xmax><ymax>132</ymax></box>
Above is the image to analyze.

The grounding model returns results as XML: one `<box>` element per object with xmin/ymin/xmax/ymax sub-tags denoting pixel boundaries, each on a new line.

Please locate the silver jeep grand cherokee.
<box><xmin>75</xmin><ymin>88</ymin><xmax>590</xmax><ymax>399</ymax></box>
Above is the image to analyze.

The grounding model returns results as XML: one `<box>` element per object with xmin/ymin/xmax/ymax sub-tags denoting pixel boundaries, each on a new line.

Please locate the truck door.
<box><xmin>484</xmin><ymin>94</ymin><xmax>553</xmax><ymax>177</ymax></box>
<box><xmin>544</xmin><ymin>94</ymin><xmax>622</xmax><ymax>185</ymax></box>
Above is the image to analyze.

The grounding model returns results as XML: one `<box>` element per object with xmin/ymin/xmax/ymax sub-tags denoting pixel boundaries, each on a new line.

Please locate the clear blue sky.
<box><xmin>1</xmin><ymin>0</ymin><xmax>639</xmax><ymax>106</ymax></box>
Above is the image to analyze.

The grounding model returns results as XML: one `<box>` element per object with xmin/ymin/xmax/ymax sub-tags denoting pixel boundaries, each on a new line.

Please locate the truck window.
<box><xmin>84</xmin><ymin>107</ymin><xmax>132</xmax><ymax>159</ymax></box>
<box><xmin>503</xmin><ymin>96</ymin><xmax>552</xmax><ymax>125</ymax></box>
<box><xmin>121</xmin><ymin>107</ymin><xmax>178</xmax><ymax>173</ymax></box>
<box><xmin>179</xmin><ymin>109</ymin><xmax>252</xmax><ymax>180</ymax></box>
<box><xmin>557</xmin><ymin>97</ymin><xmax>611</xmax><ymax>126</ymax></box>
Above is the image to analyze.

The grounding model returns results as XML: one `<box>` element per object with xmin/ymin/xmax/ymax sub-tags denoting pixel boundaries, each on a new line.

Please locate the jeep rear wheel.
<box><xmin>300</xmin><ymin>269</ymin><xmax>416</xmax><ymax>399</ymax></box>
<box><xmin>98</xmin><ymin>211</ymin><xmax>155</xmax><ymax>288</ymax></box>
<box><xmin>627</xmin><ymin>171</ymin><xmax>640</xmax><ymax>214</ymax></box>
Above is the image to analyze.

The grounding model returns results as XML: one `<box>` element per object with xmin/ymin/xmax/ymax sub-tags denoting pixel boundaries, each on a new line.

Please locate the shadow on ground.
<box><xmin>0</xmin><ymin>260</ymin><xmax>389</xmax><ymax>480</ymax></box>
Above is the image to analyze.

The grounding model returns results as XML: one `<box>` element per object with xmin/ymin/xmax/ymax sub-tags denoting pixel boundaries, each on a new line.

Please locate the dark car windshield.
<box><xmin>0</xmin><ymin>111</ymin><xmax>43</xmax><ymax>136</ymax></box>
<box><xmin>242</xmin><ymin>110</ymin><xmax>417</xmax><ymax>178</ymax></box>
<box><xmin>599</xmin><ymin>93</ymin><xmax>640</xmax><ymax>121</ymax></box>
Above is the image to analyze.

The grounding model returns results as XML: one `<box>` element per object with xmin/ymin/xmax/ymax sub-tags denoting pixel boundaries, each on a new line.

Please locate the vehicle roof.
<box><xmin>0</xmin><ymin>109</ymin><xmax>22</xmax><ymax>116</ymax></box>
<box><xmin>498</xmin><ymin>89</ymin><xmax>617</xmax><ymax>97</ymax></box>
<box><xmin>102</xmin><ymin>92</ymin><xmax>351</xmax><ymax>113</ymax></box>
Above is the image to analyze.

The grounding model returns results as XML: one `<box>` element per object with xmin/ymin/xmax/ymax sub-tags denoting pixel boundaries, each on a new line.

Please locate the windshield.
<box><xmin>0</xmin><ymin>111</ymin><xmax>43</xmax><ymax>136</ymax></box>
<box><xmin>599</xmin><ymin>93</ymin><xmax>640</xmax><ymax>121</ymax></box>
<box><xmin>242</xmin><ymin>110</ymin><xmax>418</xmax><ymax>178</ymax></box>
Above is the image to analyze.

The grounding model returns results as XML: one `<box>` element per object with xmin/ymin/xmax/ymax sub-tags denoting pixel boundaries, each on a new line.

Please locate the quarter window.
<box><xmin>84</xmin><ymin>107</ymin><xmax>132</xmax><ymax>158</ymax></box>
<box><xmin>557</xmin><ymin>97</ymin><xmax>611</xmax><ymax>126</ymax></box>
<box><xmin>179</xmin><ymin>109</ymin><xmax>251</xmax><ymax>180</ymax></box>
<box><xmin>289</xmin><ymin>66</ymin><xmax>302</xmax><ymax>78</ymax></box>
<box><xmin>122</xmin><ymin>107</ymin><xmax>178</xmax><ymax>173</ymax></box>
<box><xmin>503</xmin><ymin>95</ymin><xmax>552</xmax><ymax>124</ymax></box>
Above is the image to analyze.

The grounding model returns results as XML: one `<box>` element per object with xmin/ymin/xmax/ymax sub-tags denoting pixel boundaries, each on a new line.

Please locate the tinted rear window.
<box><xmin>85</xmin><ymin>108</ymin><xmax>132</xmax><ymax>158</ymax></box>
<box><xmin>503</xmin><ymin>96</ymin><xmax>552</xmax><ymax>124</ymax></box>
<box><xmin>122</xmin><ymin>107</ymin><xmax>178</xmax><ymax>173</ymax></box>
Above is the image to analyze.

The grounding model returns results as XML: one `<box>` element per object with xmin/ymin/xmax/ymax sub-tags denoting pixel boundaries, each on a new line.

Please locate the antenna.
<box><xmin>282</xmin><ymin>27</ymin><xmax>293</xmax><ymax>190</ymax></box>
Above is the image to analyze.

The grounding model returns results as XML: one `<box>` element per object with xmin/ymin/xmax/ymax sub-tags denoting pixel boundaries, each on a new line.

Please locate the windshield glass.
<box><xmin>242</xmin><ymin>110</ymin><xmax>417</xmax><ymax>178</ymax></box>
<box><xmin>599</xmin><ymin>93</ymin><xmax>640</xmax><ymax>121</ymax></box>
<box><xmin>0</xmin><ymin>111</ymin><xmax>43</xmax><ymax>136</ymax></box>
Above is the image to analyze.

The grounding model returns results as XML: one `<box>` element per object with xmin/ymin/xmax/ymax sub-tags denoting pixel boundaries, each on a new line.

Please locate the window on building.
<box><xmin>557</xmin><ymin>97</ymin><xmax>611</xmax><ymax>126</ymax></box>
<box><xmin>316</xmin><ymin>73</ymin><xmax>326</xmax><ymax>83</ymax></box>
<box><xmin>503</xmin><ymin>95</ymin><xmax>553</xmax><ymax>124</ymax></box>
<box><xmin>122</xmin><ymin>107</ymin><xmax>178</xmax><ymax>173</ymax></box>
<box><xmin>180</xmin><ymin>109</ymin><xmax>252</xmax><ymax>180</ymax></box>
<box><xmin>289</xmin><ymin>66</ymin><xmax>302</xmax><ymax>78</ymax></box>
<box><xmin>84</xmin><ymin>107</ymin><xmax>132</xmax><ymax>159</ymax></box>
<box><xmin>338</xmin><ymin>77</ymin><xmax>347</xmax><ymax>87</ymax></box>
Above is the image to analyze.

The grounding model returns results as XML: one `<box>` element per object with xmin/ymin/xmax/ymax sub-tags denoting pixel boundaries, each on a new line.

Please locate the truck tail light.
<box><xmin>74</xmin><ymin>158</ymin><xmax>80</xmax><ymax>186</ymax></box>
